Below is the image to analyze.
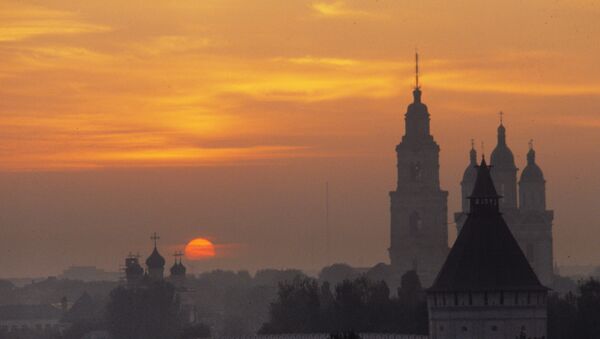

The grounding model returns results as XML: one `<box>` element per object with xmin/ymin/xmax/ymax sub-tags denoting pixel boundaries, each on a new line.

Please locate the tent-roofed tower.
<box><xmin>427</xmin><ymin>158</ymin><xmax>547</xmax><ymax>339</ymax></box>
<box><xmin>389</xmin><ymin>53</ymin><xmax>449</xmax><ymax>286</ymax></box>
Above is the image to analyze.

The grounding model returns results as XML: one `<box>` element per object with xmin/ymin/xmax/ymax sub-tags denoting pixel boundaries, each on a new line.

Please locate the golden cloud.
<box><xmin>0</xmin><ymin>2</ymin><xmax>110</xmax><ymax>42</ymax></box>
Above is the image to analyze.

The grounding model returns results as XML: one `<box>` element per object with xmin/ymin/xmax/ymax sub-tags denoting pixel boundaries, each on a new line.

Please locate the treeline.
<box><xmin>261</xmin><ymin>274</ymin><xmax>600</xmax><ymax>338</ymax></box>
<box><xmin>260</xmin><ymin>271</ymin><xmax>427</xmax><ymax>334</ymax></box>
<box><xmin>61</xmin><ymin>280</ymin><xmax>210</xmax><ymax>339</ymax></box>
<box><xmin>548</xmin><ymin>278</ymin><xmax>600</xmax><ymax>339</ymax></box>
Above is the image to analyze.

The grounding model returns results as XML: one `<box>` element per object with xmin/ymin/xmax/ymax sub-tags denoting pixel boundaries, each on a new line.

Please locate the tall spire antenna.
<box><xmin>529</xmin><ymin>139</ymin><xmax>534</xmax><ymax>150</ymax></box>
<box><xmin>499</xmin><ymin>111</ymin><xmax>504</xmax><ymax>125</ymax></box>
<box><xmin>471</xmin><ymin>138</ymin><xmax>475</xmax><ymax>150</ymax></box>
<box><xmin>415</xmin><ymin>51</ymin><xmax>420</xmax><ymax>89</ymax></box>
<box><xmin>151</xmin><ymin>232</ymin><xmax>160</xmax><ymax>248</ymax></box>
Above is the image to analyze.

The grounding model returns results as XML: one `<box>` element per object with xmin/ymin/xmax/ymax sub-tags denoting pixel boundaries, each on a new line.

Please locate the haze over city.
<box><xmin>1</xmin><ymin>0</ymin><xmax>600</xmax><ymax>278</ymax></box>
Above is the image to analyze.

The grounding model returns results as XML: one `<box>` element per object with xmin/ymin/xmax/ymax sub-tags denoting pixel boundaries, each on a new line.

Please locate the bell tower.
<box><xmin>389</xmin><ymin>54</ymin><xmax>449</xmax><ymax>287</ymax></box>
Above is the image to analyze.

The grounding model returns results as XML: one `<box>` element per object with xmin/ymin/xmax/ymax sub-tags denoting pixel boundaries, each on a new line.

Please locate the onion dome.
<box><xmin>146</xmin><ymin>247</ymin><xmax>165</xmax><ymax>269</ymax></box>
<box><xmin>520</xmin><ymin>145</ymin><xmax>545</xmax><ymax>182</ymax></box>
<box><xmin>462</xmin><ymin>145</ymin><xmax>478</xmax><ymax>183</ymax></box>
<box><xmin>490</xmin><ymin>123</ymin><xmax>516</xmax><ymax>169</ymax></box>
<box><xmin>170</xmin><ymin>261</ymin><xmax>186</xmax><ymax>276</ymax></box>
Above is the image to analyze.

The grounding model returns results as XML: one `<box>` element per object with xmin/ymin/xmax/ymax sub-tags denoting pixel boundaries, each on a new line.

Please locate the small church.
<box><xmin>427</xmin><ymin>158</ymin><xmax>548</xmax><ymax>339</ymax></box>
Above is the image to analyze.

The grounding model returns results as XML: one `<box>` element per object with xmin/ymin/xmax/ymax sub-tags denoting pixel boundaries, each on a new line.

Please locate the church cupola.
<box><xmin>403</xmin><ymin>53</ymin><xmax>432</xmax><ymax>142</ymax></box>
<box><xmin>170</xmin><ymin>252</ymin><xmax>187</xmax><ymax>277</ymax></box>
<box><xmin>519</xmin><ymin>141</ymin><xmax>546</xmax><ymax>211</ymax></box>
<box><xmin>146</xmin><ymin>232</ymin><xmax>165</xmax><ymax>280</ymax></box>
<box><xmin>169</xmin><ymin>251</ymin><xmax>187</xmax><ymax>288</ymax></box>
<box><xmin>459</xmin><ymin>140</ymin><xmax>478</xmax><ymax>212</ymax></box>
<box><xmin>490</xmin><ymin>116</ymin><xmax>516</xmax><ymax>169</ymax></box>
<box><xmin>490</xmin><ymin>113</ymin><xmax>518</xmax><ymax>210</ymax></box>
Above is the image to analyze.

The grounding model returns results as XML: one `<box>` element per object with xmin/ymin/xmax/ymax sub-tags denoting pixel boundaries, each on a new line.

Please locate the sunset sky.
<box><xmin>0</xmin><ymin>0</ymin><xmax>599</xmax><ymax>277</ymax></box>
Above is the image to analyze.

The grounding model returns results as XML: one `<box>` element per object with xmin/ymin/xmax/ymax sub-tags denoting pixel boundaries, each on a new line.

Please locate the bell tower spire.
<box><xmin>413</xmin><ymin>52</ymin><xmax>422</xmax><ymax>103</ymax></box>
<box><xmin>415</xmin><ymin>51</ymin><xmax>420</xmax><ymax>89</ymax></box>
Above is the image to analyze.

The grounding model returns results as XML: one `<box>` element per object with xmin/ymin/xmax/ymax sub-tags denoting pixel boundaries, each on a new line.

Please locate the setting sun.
<box><xmin>185</xmin><ymin>238</ymin><xmax>216</xmax><ymax>260</ymax></box>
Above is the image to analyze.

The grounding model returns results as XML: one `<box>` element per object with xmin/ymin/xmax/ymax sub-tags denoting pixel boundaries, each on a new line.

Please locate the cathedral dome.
<box><xmin>146</xmin><ymin>247</ymin><xmax>165</xmax><ymax>269</ymax></box>
<box><xmin>170</xmin><ymin>262</ymin><xmax>186</xmax><ymax>276</ymax></box>
<box><xmin>490</xmin><ymin>145</ymin><xmax>515</xmax><ymax>168</ymax></box>
<box><xmin>521</xmin><ymin>148</ymin><xmax>544</xmax><ymax>182</ymax></box>
<box><xmin>490</xmin><ymin>124</ymin><xmax>516</xmax><ymax>169</ymax></box>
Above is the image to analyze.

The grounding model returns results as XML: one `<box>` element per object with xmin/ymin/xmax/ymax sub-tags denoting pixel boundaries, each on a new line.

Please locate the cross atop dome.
<box><xmin>151</xmin><ymin>232</ymin><xmax>160</xmax><ymax>248</ymax></box>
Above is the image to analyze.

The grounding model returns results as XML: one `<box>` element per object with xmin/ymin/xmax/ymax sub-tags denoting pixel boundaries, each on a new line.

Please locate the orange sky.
<box><xmin>0</xmin><ymin>0</ymin><xmax>599</xmax><ymax>277</ymax></box>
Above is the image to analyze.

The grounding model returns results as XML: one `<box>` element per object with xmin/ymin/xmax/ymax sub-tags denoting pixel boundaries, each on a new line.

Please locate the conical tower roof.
<box><xmin>429</xmin><ymin>158</ymin><xmax>545</xmax><ymax>292</ymax></box>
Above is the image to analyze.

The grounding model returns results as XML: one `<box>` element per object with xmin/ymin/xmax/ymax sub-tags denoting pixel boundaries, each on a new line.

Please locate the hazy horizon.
<box><xmin>1</xmin><ymin>0</ymin><xmax>599</xmax><ymax>278</ymax></box>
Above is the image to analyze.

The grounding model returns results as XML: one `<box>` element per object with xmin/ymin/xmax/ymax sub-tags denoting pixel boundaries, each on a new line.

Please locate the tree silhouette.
<box><xmin>106</xmin><ymin>281</ymin><xmax>181</xmax><ymax>339</ymax></box>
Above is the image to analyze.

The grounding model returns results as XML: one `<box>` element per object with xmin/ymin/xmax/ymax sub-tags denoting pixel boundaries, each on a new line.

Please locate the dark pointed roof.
<box><xmin>429</xmin><ymin>159</ymin><xmax>545</xmax><ymax>292</ymax></box>
<box><xmin>469</xmin><ymin>157</ymin><xmax>499</xmax><ymax>198</ymax></box>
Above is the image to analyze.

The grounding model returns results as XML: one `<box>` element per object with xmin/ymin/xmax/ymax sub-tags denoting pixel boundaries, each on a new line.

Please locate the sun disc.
<box><xmin>185</xmin><ymin>237</ymin><xmax>216</xmax><ymax>260</ymax></box>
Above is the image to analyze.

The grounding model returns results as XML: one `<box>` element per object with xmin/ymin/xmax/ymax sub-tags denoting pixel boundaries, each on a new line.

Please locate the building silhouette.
<box><xmin>455</xmin><ymin>120</ymin><xmax>554</xmax><ymax>285</ymax></box>
<box><xmin>122</xmin><ymin>233</ymin><xmax>197</xmax><ymax>324</ymax></box>
<box><xmin>389</xmin><ymin>54</ymin><xmax>449</xmax><ymax>287</ymax></box>
<box><xmin>123</xmin><ymin>233</ymin><xmax>188</xmax><ymax>286</ymax></box>
<box><xmin>428</xmin><ymin>158</ymin><xmax>548</xmax><ymax>339</ymax></box>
